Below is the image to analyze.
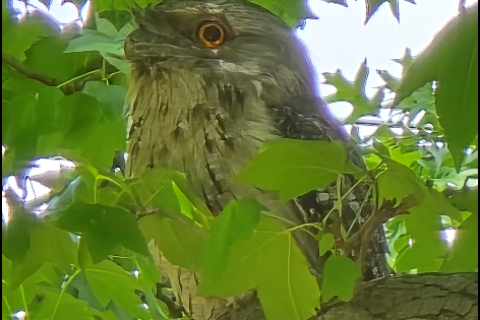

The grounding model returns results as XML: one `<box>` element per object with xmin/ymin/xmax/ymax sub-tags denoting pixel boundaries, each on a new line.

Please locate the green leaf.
<box><xmin>92</xmin><ymin>0</ymin><xmax>155</xmax><ymax>12</ymax></box>
<box><xmin>24</xmin><ymin>36</ymin><xmax>103</xmax><ymax>84</ymax></box>
<box><xmin>118</xmin><ymin>22</ymin><xmax>135</xmax><ymax>40</ymax></box>
<box><xmin>323</xmin><ymin>60</ymin><xmax>383</xmax><ymax>123</ymax></box>
<box><xmin>362</xmin><ymin>153</ymin><xmax>382</xmax><ymax>171</ymax></box>
<box><xmin>65</xmin><ymin>30</ymin><xmax>124</xmax><ymax>55</ymax></box>
<box><xmin>199</xmin><ymin>216</ymin><xmax>320</xmax><ymax>320</ymax></box>
<box><xmin>395</xmin><ymin>243</ymin><xmax>443</xmax><ymax>274</ymax></box>
<box><xmin>237</xmin><ymin>139</ymin><xmax>362</xmax><ymax>200</ymax></box>
<box><xmin>55</xmin><ymin>92</ymin><xmax>126</xmax><ymax>170</ymax></box>
<box><xmin>322</xmin><ymin>0</ymin><xmax>348</xmax><ymax>6</ymax></box>
<box><xmin>5</xmin><ymin>259</ymin><xmax>86</xmax><ymax>319</ymax></box>
<box><xmin>384</xmin><ymin>216</ymin><xmax>407</xmax><ymax>263</ymax></box>
<box><xmin>388</xmin><ymin>146</ymin><xmax>421</xmax><ymax>169</ymax></box>
<box><xmin>2</xmin><ymin>148</ymin><xmax>15</xmax><ymax>178</ymax></box>
<box><xmin>95</xmin><ymin>14</ymin><xmax>120</xmax><ymax>38</ymax></box>
<box><xmin>428</xmin><ymin>189</ymin><xmax>463</xmax><ymax>223</ymax></box>
<box><xmin>135</xmin><ymin>253</ymin><xmax>162</xmax><ymax>291</ymax></box>
<box><xmin>101</xmin><ymin>0</ymin><xmax>312</xmax><ymax>27</ymax></box>
<box><xmin>415</xmin><ymin>143</ymin><xmax>475</xmax><ymax>190</ymax></box>
<box><xmin>11</xmin><ymin>222</ymin><xmax>76</xmax><ymax>289</ymax></box>
<box><xmin>29</xmin><ymin>286</ymin><xmax>96</xmax><ymax>320</ymax></box>
<box><xmin>394</xmin><ymin>188</ymin><xmax>461</xmax><ymax>273</ymax></box>
<box><xmin>94</xmin><ymin>0</ymin><xmax>314</xmax><ymax>29</ymax></box>
<box><xmin>248</xmin><ymin>0</ymin><xmax>314</xmax><ymax>27</ymax></box>
<box><xmin>394</xmin><ymin>6</ymin><xmax>478</xmax><ymax>170</ymax></box>
<box><xmin>3</xmin><ymin>259</ymin><xmax>64</xmax><ymax>318</ymax></box>
<box><xmin>139</xmin><ymin>214</ymin><xmax>207</xmax><ymax>271</ymax></box>
<box><xmin>56</xmin><ymin>201</ymin><xmax>149</xmax><ymax>263</ymax></box>
<box><xmin>449</xmin><ymin>189</ymin><xmax>478</xmax><ymax>213</ymax></box>
<box><xmin>441</xmin><ymin>212</ymin><xmax>478</xmax><ymax>272</ymax></box>
<box><xmin>2</xmin><ymin>76</ymin><xmax>63</xmax><ymax>167</ymax></box>
<box><xmin>2</xmin><ymin>3</ymin><xmax>58</xmax><ymax>61</ymax></box>
<box><xmin>3</xmin><ymin>80</ymin><xmax>125</xmax><ymax>171</ymax></box>
<box><xmin>69</xmin><ymin>272</ymin><xmax>106</xmax><ymax>312</ymax></box>
<box><xmin>2</xmin><ymin>192</ymin><xmax>38</xmax><ymax>262</ymax></box>
<box><xmin>95</xmin><ymin>310</ymin><xmax>119</xmax><ymax>320</ymax></box>
<box><xmin>322</xmin><ymin>253</ymin><xmax>361</xmax><ymax>302</ymax></box>
<box><xmin>377</xmin><ymin>159</ymin><xmax>428</xmax><ymax>207</ymax></box>
<box><xmin>82</xmin><ymin>81</ymin><xmax>127</xmax><ymax>117</ymax></box>
<box><xmin>129</xmin><ymin>167</ymin><xmax>212</xmax><ymax>224</ymax></box>
<box><xmin>98</xmin><ymin>10</ymin><xmax>134</xmax><ymax>30</ymax></box>
<box><xmin>202</xmin><ymin>198</ymin><xmax>262</xmax><ymax>281</ymax></box>
<box><xmin>3</xmin><ymin>256</ymin><xmax>34</xmax><ymax>319</ymax></box>
<box><xmin>83</xmin><ymin>260</ymin><xmax>149</xmax><ymax>319</ymax></box>
<box><xmin>143</xmin><ymin>291</ymin><xmax>170</xmax><ymax>320</ymax></box>
<box><xmin>77</xmin><ymin>165</ymin><xmax>134</xmax><ymax>207</ymax></box>
<box><xmin>395</xmin><ymin>83</ymin><xmax>436</xmax><ymax>122</ymax></box>
<box><xmin>365</xmin><ymin>0</ymin><xmax>416</xmax><ymax>23</ymax></box>
<box><xmin>373</xmin><ymin>140</ymin><xmax>390</xmax><ymax>158</ymax></box>
<box><xmin>319</xmin><ymin>233</ymin><xmax>335</xmax><ymax>256</ymax></box>
<box><xmin>104</xmin><ymin>55</ymin><xmax>131</xmax><ymax>74</ymax></box>
<box><xmin>376</xmin><ymin>69</ymin><xmax>401</xmax><ymax>91</ymax></box>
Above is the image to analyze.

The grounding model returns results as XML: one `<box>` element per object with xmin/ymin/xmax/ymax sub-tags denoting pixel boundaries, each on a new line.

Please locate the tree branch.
<box><xmin>2</xmin><ymin>52</ymin><xmax>107</xmax><ymax>95</ymax></box>
<box><xmin>2</xmin><ymin>52</ymin><xmax>59</xmax><ymax>87</ymax></box>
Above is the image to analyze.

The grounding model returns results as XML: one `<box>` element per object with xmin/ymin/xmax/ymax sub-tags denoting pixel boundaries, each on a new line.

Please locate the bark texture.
<box><xmin>215</xmin><ymin>273</ymin><xmax>479</xmax><ymax>320</ymax></box>
<box><xmin>318</xmin><ymin>273</ymin><xmax>478</xmax><ymax>320</ymax></box>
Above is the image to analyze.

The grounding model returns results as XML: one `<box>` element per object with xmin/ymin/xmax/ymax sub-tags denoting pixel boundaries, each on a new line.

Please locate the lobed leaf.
<box><xmin>83</xmin><ymin>260</ymin><xmax>149</xmax><ymax>318</ymax></box>
<box><xmin>56</xmin><ymin>201</ymin><xmax>149</xmax><ymax>263</ymax></box>
<box><xmin>321</xmin><ymin>253</ymin><xmax>361</xmax><ymax>302</ymax></box>
<box><xmin>441</xmin><ymin>212</ymin><xmax>478</xmax><ymax>273</ymax></box>
<box><xmin>202</xmin><ymin>198</ymin><xmax>263</xmax><ymax>281</ymax></box>
<box><xmin>199</xmin><ymin>216</ymin><xmax>320</xmax><ymax>320</ymax></box>
<box><xmin>139</xmin><ymin>214</ymin><xmax>207</xmax><ymax>271</ymax></box>
<box><xmin>323</xmin><ymin>61</ymin><xmax>384</xmax><ymax>124</ymax></box>
<box><xmin>237</xmin><ymin>139</ymin><xmax>363</xmax><ymax>200</ymax></box>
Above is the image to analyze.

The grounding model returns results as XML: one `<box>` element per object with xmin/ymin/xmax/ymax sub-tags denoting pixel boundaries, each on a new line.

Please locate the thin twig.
<box><xmin>346</xmin><ymin>195</ymin><xmax>415</xmax><ymax>273</ymax></box>
<box><xmin>56</xmin><ymin>69</ymin><xmax>103</xmax><ymax>90</ymax></box>
<box><xmin>459</xmin><ymin>0</ymin><xmax>467</xmax><ymax>13</ymax></box>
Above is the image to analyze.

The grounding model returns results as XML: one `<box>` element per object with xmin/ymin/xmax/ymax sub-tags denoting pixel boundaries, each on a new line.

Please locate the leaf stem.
<box><xmin>107</xmin><ymin>71</ymin><xmax>123</xmax><ymax>79</ymax></box>
<box><xmin>261</xmin><ymin>212</ymin><xmax>319</xmax><ymax>238</ymax></box>
<box><xmin>336</xmin><ymin>175</ymin><xmax>343</xmax><ymax>219</ymax></box>
<box><xmin>346</xmin><ymin>185</ymin><xmax>372</xmax><ymax>237</ymax></box>
<box><xmin>286</xmin><ymin>222</ymin><xmax>322</xmax><ymax>233</ymax></box>
<box><xmin>20</xmin><ymin>285</ymin><xmax>29</xmax><ymax>317</ymax></box>
<box><xmin>2</xmin><ymin>292</ymin><xmax>12</xmax><ymax>318</ymax></box>
<box><xmin>51</xmin><ymin>269</ymin><xmax>81</xmax><ymax>319</ymax></box>
<box><xmin>56</xmin><ymin>69</ymin><xmax>103</xmax><ymax>90</ymax></box>
<box><xmin>341</xmin><ymin>175</ymin><xmax>366</xmax><ymax>202</ymax></box>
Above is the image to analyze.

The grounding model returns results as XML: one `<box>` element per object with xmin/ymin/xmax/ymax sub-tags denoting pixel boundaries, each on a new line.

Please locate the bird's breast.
<box><xmin>125</xmin><ymin>68</ymin><xmax>277</xmax><ymax>213</ymax></box>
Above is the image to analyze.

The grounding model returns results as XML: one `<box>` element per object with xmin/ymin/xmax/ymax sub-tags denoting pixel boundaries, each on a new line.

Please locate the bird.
<box><xmin>124</xmin><ymin>0</ymin><xmax>391</xmax><ymax>318</ymax></box>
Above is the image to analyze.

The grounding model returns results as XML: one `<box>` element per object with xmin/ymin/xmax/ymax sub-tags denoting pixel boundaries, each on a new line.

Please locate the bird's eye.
<box><xmin>198</xmin><ymin>21</ymin><xmax>226</xmax><ymax>49</ymax></box>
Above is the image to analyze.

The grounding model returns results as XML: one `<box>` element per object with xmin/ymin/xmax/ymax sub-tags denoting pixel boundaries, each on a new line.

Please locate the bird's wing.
<box><xmin>269</xmin><ymin>100</ymin><xmax>392</xmax><ymax>280</ymax></box>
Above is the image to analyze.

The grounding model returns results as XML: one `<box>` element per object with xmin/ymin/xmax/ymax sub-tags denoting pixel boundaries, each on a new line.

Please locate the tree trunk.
<box><xmin>197</xmin><ymin>273</ymin><xmax>478</xmax><ymax>320</ymax></box>
<box><xmin>316</xmin><ymin>273</ymin><xmax>478</xmax><ymax>320</ymax></box>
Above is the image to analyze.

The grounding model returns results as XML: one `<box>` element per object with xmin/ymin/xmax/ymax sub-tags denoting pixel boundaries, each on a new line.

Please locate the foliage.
<box><xmin>2</xmin><ymin>0</ymin><xmax>478</xmax><ymax>320</ymax></box>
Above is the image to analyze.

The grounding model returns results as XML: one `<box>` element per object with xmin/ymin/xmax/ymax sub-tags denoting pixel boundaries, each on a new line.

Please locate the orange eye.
<box><xmin>198</xmin><ymin>21</ymin><xmax>226</xmax><ymax>49</ymax></box>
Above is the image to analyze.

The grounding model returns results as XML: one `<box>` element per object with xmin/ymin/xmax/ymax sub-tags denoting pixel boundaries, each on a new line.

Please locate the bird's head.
<box><xmin>124</xmin><ymin>0</ymin><xmax>316</xmax><ymax>94</ymax></box>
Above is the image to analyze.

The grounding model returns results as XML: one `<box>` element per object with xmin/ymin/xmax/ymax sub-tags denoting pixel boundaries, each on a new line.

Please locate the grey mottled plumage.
<box><xmin>124</xmin><ymin>0</ymin><xmax>390</xmax><ymax>318</ymax></box>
